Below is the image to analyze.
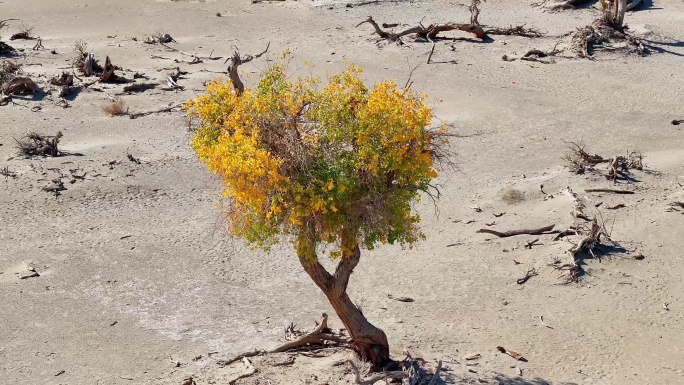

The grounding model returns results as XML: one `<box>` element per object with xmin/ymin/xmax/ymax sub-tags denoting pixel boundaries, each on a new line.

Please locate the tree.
<box><xmin>601</xmin><ymin>0</ymin><xmax>627</xmax><ymax>27</ymax></box>
<box><xmin>185</xmin><ymin>61</ymin><xmax>449</xmax><ymax>367</ymax></box>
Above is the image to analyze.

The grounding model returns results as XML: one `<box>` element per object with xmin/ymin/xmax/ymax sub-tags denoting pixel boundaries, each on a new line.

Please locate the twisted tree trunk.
<box><xmin>297</xmin><ymin>233</ymin><xmax>390</xmax><ymax>367</ymax></box>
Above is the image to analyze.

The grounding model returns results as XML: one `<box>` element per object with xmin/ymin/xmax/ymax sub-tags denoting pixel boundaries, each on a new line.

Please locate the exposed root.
<box><xmin>552</xmin><ymin>218</ymin><xmax>615</xmax><ymax>284</ymax></box>
<box><xmin>358</xmin><ymin>1</ymin><xmax>542</xmax><ymax>43</ymax></box>
<box><xmin>571</xmin><ymin>18</ymin><xmax>647</xmax><ymax>58</ymax></box>
<box><xmin>128</xmin><ymin>103</ymin><xmax>183</xmax><ymax>119</ymax></box>
<box><xmin>14</xmin><ymin>131</ymin><xmax>63</xmax><ymax>157</ymax></box>
<box><xmin>270</xmin><ymin>313</ymin><xmax>348</xmax><ymax>353</ymax></box>
<box><xmin>99</xmin><ymin>56</ymin><xmax>126</xmax><ymax>83</ymax></box>
<box><xmin>72</xmin><ymin>41</ymin><xmax>110</xmax><ymax>77</ymax></box>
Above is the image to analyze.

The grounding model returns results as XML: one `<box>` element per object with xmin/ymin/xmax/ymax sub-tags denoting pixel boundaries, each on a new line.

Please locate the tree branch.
<box><xmin>298</xmin><ymin>248</ymin><xmax>334</xmax><ymax>293</ymax></box>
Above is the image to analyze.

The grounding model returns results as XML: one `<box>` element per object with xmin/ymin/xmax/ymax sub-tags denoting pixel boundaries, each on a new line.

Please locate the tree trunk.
<box><xmin>297</xmin><ymin>236</ymin><xmax>390</xmax><ymax>367</ymax></box>
<box><xmin>615</xmin><ymin>0</ymin><xmax>627</xmax><ymax>27</ymax></box>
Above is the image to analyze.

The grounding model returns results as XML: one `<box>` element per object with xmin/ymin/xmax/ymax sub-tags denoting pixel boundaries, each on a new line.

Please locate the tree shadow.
<box><xmin>640</xmin><ymin>39</ymin><xmax>684</xmax><ymax>57</ymax></box>
<box><xmin>629</xmin><ymin>0</ymin><xmax>659</xmax><ymax>11</ymax></box>
<box><xmin>443</xmin><ymin>373</ymin><xmax>571</xmax><ymax>385</ymax></box>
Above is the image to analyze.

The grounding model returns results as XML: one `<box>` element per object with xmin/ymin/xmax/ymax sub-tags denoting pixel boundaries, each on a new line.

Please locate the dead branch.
<box><xmin>477</xmin><ymin>224</ymin><xmax>555</xmax><ymax>238</ymax></box>
<box><xmin>227</xmin><ymin>357</ymin><xmax>257</xmax><ymax>385</ymax></box>
<box><xmin>524</xmin><ymin>238</ymin><xmax>540</xmax><ymax>249</ymax></box>
<box><xmin>571</xmin><ymin>17</ymin><xmax>646</xmax><ymax>58</ymax></box>
<box><xmin>585</xmin><ymin>188</ymin><xmax>635</xmax><ymax>195</ymax></box>
<box><xmin>496</xmin><ymin>346</ymin><xmax>525</xmax><ymax>361</ymax></box>
<box><xmin>357</xmin><ymin>16</ymin><xmax>485</xmax><ymax>42</ymax></box>
<box><xmin>387</xmin><ymin>294</ymin><xmax>414</xmax><ymax>302</ymax></box>
<box><xmin>128</xmin><ymin>103</ymin><xmax>182</xmax><ymax>119</ymax></box>
<box><xmin>553</xmin><ymin>226</ymin><xmax>582</xmax><ymax>241</ymax></box>
<box><xmin>121</xmin><ymin>82</ymin><xmax>159</xmax><ymax>93</ymax></box>
<box><xmin>270</xmin><ymin>313</ymin><xmax>347</xmax><ymax>353</ymax></box>
<box><xmin>215</xmin><ymin>350</ymin><xmax>265</xmax><ymax>367</ymax></box>
<box><xmin>427</xmin><ymin>360</ymin><xmax>442</xmax><ymax>385</ymax></box>
<box><xmin>562</xmin><ymin>141</ymin><xmax>609</xmax><ymax>173</ymax></box>
<box><xmin>516</xmin><ymin>268</ymin><xmax>538</xmax><ymax>284</ymax></box>
<box><xmin>225</xmin><ymin>42</ymin><xmax>270</xmax><ymax>95</ymax></box>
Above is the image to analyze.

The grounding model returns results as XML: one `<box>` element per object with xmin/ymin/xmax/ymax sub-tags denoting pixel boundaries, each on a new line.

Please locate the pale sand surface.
<box><xmin>1</xmin><ymin>1</ymin><xmax>684</xmax><ymax>384</ymax></box>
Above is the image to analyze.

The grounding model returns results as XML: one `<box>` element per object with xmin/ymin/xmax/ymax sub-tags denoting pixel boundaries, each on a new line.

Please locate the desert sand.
<box><xmin>1</xmin><ymin>0</ymin><xmax>684</xmax><ymax>384</ymax></box>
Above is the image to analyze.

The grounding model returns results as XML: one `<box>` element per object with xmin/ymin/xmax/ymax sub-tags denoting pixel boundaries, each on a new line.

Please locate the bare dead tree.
<box><xmin>224</xmin><ymin>42</ymin><xmax>270</xmax><ymax>95</ymax></box>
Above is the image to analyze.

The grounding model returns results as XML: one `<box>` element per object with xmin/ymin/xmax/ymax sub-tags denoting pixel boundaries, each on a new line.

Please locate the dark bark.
<box><xmin>297</xmin><ymin>235</ymin><xmax>390</xmax><ymax>367</ymax></box>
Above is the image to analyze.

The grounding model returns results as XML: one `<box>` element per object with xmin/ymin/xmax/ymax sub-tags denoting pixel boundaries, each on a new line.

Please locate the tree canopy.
<box><xmin>186</xmin><ymin>63</ymin><xmax>447</xmax><ymax>258</ymax></box>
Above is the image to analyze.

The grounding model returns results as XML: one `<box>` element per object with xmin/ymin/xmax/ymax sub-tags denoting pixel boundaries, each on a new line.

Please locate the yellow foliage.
<box><xmin>186</xmin><ymin>61</ymin><xmax>448</xmax><ymax>257</ymax></box>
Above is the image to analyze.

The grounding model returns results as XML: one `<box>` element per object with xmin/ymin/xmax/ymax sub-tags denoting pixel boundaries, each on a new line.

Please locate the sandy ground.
<box><xmin>2</xmin><ymin>0</ymin><xmax>684</xmax><ymax>384</ymax></box>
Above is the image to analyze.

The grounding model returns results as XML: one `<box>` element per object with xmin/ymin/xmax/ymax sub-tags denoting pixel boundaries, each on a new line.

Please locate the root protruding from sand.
<box><xmin>571</xmin><ymin>18</ymin><xmax>646</xmax><ymax>58</ymax></box>
<box><xmin>563</xmin><ymin>142</ymin><xmax>643</xmax><ymax>181</ymax></box>
<box><xmin>552</xmin><ymin>218</ymin><xmax>614</xmax><ymax>284</ymax></box>
<box><xmin>270</xmin><ymin>313</ymin><xmax>348</xmax><ymax>353</ymax></box>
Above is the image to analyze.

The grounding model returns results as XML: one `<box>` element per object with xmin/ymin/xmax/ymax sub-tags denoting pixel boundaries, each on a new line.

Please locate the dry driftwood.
<box><xmin>225</xmin><ymin>42</ymin><xmax>270</xmax><ymax>95</ymax></box>
<box><xmin>477</xmin><ymin>224</ymin><xmax>555</xmax><ymax>238</ymax></box>
<box><xmin>571</xmin><ymin>17</ymin><xmax>646</xmax><ymax>58</ymax></box>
